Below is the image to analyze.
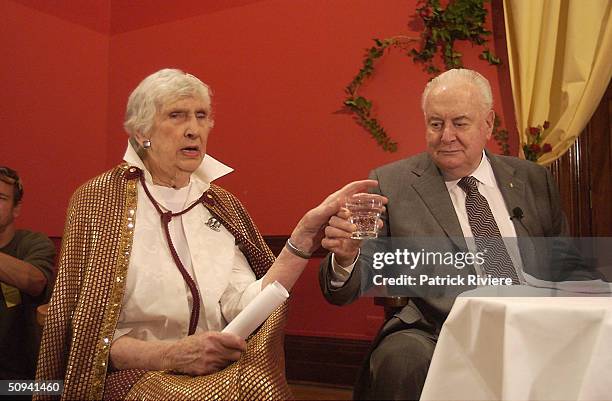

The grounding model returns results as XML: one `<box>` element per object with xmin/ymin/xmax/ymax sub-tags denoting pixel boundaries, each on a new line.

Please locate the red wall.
<box><xmin>4</xmin><ymin>0</ymin><xmax>510</xmax><ymax>340</ymax></box>
<box><xmin>1</xmin><ymin>0</ymin><xmax>109</xmax><ymax>237</ymax></box>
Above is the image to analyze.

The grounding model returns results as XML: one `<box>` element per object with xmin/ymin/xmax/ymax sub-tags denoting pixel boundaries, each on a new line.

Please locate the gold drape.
<box><xmin>503</xmin><ymin>0</ymin><xmax>612</xmax><ymax>165</ymax></box>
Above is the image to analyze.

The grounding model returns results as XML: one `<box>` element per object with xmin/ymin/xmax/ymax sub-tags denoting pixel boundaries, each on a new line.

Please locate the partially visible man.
<box><xmin>0</xmin><ymin>167</ymin><xmax>55</xmax><ymax>379</ymax></box>
<box><xmin>320</xmin><ymin>69</ymin><xmax>570</xmax><ymax>400</ymax></box>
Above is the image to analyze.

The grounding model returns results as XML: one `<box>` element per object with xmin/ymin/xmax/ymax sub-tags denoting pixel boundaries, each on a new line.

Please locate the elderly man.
<box><xmin>319</xmin><ymin>69</ymin><xmax>568</xmax><ymax>400</ymax></box>
<box><xmin>0</xmin><ymin>167</ymin><xmax>56</xmax><ymax>379</ymax></box>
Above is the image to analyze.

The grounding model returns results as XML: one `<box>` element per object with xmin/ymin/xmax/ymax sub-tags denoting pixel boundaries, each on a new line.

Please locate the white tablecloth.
<box><xmin>421</xmin><ymin>286</ymin><xmax>612</xmax><ymax>401</ymax></box>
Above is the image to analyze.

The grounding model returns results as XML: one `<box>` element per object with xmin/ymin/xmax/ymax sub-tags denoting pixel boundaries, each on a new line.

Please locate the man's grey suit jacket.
<box><xmin>320</xmin><ymin>150</ymin><xmax>568</xmax><ymax>334</ymax></box>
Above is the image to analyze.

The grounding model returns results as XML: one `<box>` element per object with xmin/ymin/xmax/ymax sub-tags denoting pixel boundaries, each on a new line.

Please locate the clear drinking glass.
<box><xmin>345</xmin><ymin>193</ymin><xmax>383</xmax><ymax>239</ymax></box>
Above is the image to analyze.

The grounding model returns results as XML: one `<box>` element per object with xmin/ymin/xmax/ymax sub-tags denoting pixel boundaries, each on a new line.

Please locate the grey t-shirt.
<box><xmin>0</xmin><ymin>230</ymin><xmax>56</xmax><ymax>379</ymax></box>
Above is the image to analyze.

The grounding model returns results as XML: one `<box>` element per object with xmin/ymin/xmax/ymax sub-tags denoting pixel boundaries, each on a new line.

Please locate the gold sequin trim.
<box><xmin>90</xmin><ymin>165</ymin><xmax>138</xmax><ymax>399</ymax></box>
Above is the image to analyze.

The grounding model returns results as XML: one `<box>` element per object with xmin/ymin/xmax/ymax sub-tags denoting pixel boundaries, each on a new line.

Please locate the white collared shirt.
<box><xmin>331</xmin><ymin>151</ymin><xmax>524</xmax><ymax>283</ymax></box>
<box><xmin>114</xmin><ymin>143</ymin><xmax>263</xmax><ymax>342</ymax></box>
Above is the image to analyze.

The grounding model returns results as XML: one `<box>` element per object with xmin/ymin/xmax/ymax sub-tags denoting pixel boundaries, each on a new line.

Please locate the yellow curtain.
<box><xmin>503</xmin><ymin>0</ymin><xmax>612</xmax><ymax>165</ymax></box>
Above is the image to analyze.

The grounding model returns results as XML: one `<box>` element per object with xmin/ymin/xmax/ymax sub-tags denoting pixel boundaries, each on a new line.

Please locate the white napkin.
<box><xmin>222</xmin><ymin>281</ymin><xmax>289</xmax><ymax>339</ymax></box>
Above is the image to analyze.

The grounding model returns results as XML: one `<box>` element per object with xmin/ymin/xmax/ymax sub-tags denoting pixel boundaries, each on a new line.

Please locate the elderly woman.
<box><xmin>35</xmin><ymin>69</ymin><xmax>383</xmax><ymax>400</ymax></box>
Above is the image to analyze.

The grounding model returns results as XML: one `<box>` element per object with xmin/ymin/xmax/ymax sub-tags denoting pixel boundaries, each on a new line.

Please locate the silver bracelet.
<box><xmin>285</xmin><ymin>238</ymin><xmax>312</xmax><ymax>259</ymax></box>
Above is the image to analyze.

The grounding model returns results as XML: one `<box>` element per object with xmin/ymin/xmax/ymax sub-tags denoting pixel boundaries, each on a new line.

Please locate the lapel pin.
<box><xmin>205</xmin><ymin>217</ymin><xmax>222</xmax><ymax>232</ymax></box>
<box><xmin>509</xmin><ymin>182</ymin><xmax>514</xmax><ymax>188</ymax></box>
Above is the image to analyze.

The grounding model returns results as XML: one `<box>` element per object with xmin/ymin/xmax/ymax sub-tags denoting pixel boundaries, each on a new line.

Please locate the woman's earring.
<box><xmin>143</xmin><ymin>139</ymin><xmax>151</xmax><ymax>149</ymax></box>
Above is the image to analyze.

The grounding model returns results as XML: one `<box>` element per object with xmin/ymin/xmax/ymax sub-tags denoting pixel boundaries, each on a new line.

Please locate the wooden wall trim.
<box><xmin>588</xmin><ymin>82</ymin><xmax>612</xmax><ymax>236</ymax></box>
<box><xmin>548</xmin><ymin>129</ymin><xmax>592</xmax><ymax>236</ymax></box>
<box><xmin>285</xmin><ymin>334</ymin><xmax>370</xmax><ymax>387</ymax></box>
<box><xmin>549</xmin><ymin>80</ymin><xmax>611</xmax><ymax>236</ymax></box>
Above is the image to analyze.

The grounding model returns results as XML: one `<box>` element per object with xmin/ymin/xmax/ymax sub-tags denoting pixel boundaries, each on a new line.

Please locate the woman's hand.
<box><xmin>162</xmin><ymin>332</ymin><xmax>246</xmax><ymax>375</ymax></box>
<box><xmin>110</xmin><ymin>332</ymin><xmax>246</xmax><ymax>375</ymax></box>
<box><xmin>290</xmin><ymin>180</ymin><xmax>387</xmax><ymax>254</ymax></box>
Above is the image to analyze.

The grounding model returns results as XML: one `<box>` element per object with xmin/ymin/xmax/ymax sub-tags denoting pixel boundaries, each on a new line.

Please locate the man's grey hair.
<box><xmin>124</xmin><ymin>68</ymin><xmax>213</xmax><ymax>136</ymax></box>
<box><xmin>421</xmin><ymin>68</ymin><xmax>493</xmax><ymax>112</ymax></box>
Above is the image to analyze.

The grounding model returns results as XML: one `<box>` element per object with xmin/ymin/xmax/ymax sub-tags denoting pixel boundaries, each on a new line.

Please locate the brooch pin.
<box><xmin>205</xmin><ymin>217</ymin><xmax>222</xmax><ymax>232</ymax></box>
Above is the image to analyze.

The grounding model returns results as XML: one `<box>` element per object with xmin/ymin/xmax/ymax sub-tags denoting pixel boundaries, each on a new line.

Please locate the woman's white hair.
<box><xmin>421</xmin><ymin>68</ymin><xmax>493</xmax><ymax>112</ymax></box>
<box><xmin>124</xmin><ymin>68</ymin><xmax>213</xmax><ymax>136</ymax></box>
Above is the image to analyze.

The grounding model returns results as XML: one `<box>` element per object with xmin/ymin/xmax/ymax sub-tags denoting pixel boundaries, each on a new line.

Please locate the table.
<box><xmin>420</xmin><ymin>286</ymin><xmax>612</xmax><ymax>401</ymax></box>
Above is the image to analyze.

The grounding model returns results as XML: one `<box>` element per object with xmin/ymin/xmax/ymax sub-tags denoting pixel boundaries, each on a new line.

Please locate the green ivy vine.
<box><xmin>344</xmin><ymin>37</ymin><xmax>417</xmax><ymax>152</ymax></box>
<box><xmin>411</xmin><ymin>0</ymin><xmax>500</xmax><ymax>74</ymax></box>
<box><xmin>343</xmin><ymin>0</ymin><xmax>508</xmax><ymax>153</ymax></box>
<box><xmin>493</xmin><ymin>116</ymin><xmax>510</xmax><ymax>156</ymax></box>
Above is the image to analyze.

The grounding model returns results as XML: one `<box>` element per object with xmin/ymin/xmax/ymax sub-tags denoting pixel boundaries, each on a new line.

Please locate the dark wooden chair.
<box><xmin>374</xmin><ymin>296</ymin><xmax>409</xmax><ymax>320</ymax></box>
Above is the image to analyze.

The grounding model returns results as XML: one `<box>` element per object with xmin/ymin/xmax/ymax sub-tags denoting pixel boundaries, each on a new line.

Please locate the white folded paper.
<box><xmin>222</xmin><ymin>281</ymin><xmax>289</xmax><ymax>339</ymax></box>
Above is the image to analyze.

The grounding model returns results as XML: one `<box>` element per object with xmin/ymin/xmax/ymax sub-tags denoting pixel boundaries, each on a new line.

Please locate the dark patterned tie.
<box><xmin>458</xmin><ymin>176</ymin><xmax>520</xmax><ymax>284</ymax></box>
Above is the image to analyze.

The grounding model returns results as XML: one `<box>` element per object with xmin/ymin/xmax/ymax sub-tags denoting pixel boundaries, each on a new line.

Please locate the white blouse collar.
<box><xmin>122</xmin><ymin>141</ymin><xmax>234</xmax><ymax>187</ymax></box>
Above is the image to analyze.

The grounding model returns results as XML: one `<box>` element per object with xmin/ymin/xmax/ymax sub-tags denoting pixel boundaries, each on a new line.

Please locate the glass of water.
<box><xmin>345</xmin><ymin>193</ymin><xmax>384</xmax><ymax>239</ymax></box>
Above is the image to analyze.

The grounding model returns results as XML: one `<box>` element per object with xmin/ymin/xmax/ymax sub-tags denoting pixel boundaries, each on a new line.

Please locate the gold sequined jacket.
<box><xmin>35</xmin><ymin>164</ymin><xmax>291</xmax><ymax>400</ymax></box>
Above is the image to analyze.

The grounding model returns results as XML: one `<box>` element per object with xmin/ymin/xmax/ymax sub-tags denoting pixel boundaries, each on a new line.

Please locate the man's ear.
<box><xmin>12</xmin><ymin>202</ymin><xmax>21</xmax><ymax>219</ymax></box>
<box><xmin>484</xmin><ymin>109</ymin><xmax>495</xmax><ymax>140</ymax></box>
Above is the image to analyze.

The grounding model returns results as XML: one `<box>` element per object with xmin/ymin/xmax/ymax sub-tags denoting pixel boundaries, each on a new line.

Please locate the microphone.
<box><xmin>510</xmin><ymin>206</ymin><xmax>531</xmax><ymax>236</ymax></box>
<box><xmin>510</xmin><ymin>207</ymin><xmax>524</xmax><ymax>220</ymax></box>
